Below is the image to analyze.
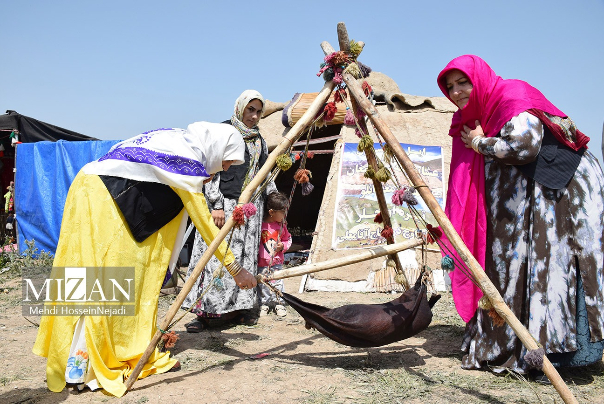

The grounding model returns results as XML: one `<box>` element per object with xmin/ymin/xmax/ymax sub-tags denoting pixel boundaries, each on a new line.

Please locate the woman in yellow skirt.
<box><xmin>33</xmin><ymin>122</ymin><xmax>258</xmax><ymax>397</ymax></box>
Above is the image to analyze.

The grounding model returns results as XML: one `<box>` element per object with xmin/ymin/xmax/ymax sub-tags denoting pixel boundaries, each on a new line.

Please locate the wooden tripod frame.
<box><xmin>124</xmin><ymin>22</ymin><xmax>579</xmax><ymax>404</ymax></box>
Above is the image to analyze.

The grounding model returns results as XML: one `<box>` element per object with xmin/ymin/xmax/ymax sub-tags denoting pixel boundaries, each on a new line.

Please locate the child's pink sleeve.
<box><xmin>282</xmin><ymin>225</ymin><xmax>293</xmax><ymax>251</ymax></box>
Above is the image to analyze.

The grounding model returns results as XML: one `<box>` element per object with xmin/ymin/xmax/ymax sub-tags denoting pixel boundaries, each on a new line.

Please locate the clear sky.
<box><xmin>2</xmin><ymin>1</ymin><xmax>603</xmax><ymax>163</ymax></box>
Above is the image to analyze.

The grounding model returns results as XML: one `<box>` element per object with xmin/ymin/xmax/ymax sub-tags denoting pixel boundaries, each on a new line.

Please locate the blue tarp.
<box><xmin>15</xmin><ymin>140</ymin><xmax>121</xmax><ymax>255</ymax></box>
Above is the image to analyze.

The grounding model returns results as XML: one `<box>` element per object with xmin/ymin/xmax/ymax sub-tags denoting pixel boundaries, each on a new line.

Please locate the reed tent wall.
<box><xmin>258</xmin><ymin>72</ymin><xmax>457</xmax><ymax>292</ymax></box>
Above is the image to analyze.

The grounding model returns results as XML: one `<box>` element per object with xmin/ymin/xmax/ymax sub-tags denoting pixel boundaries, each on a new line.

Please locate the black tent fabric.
<box><xmin>0</xmin><ymin>110</ymin><xmax>96</xmax><ymax>216</ymax></box>
<box><xmin>0</xmin><ymin>110</ymin><xmax>96</xmax><ymax>145</ymax></box>
<box><xmin>281</xmin><ymin>278</ymin><xmax>441</xmax><ymax>348</ymax></box>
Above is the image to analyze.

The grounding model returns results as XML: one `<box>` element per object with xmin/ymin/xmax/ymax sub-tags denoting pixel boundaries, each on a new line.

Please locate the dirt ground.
<box><xmin>1</xmin><ymin>271</ymin><xmax>604</xmax><ymax>404</ymax></box>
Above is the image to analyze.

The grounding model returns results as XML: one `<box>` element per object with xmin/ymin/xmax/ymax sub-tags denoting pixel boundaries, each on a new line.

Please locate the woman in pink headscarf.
<box><xmin>437</xmin><ymin>55</ymin><xmax>604</xmax><ymax>375</ymax></box>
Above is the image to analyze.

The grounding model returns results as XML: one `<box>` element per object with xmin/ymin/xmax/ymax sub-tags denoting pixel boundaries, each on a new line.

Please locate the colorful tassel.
<box><xmin>232</xmin><ymin>206</ymin><xmax>245</xmax><ymax>227</ymax></box>
<box><xmin>344</xmin><ymin>109</ymin><xmax>355</xmax><ymax>125</ymax></box>
<box><xmin>362</xmin><ymin>81</ymin><xmax>373</xmax><ymax>97</ymax></box>
<box><xmin>392</xmin><ymin>189</ymin><xmax>405</xmax><ymax>206</ymax></box>
<box><xmin>357</xmin><ymin>134</ymin><xmax>373</xmax><ymax>152</ymax></box>
<box><xmin>425</xmin><ymin>224</ymin><xmax>442</xmax><ymax>243</ymax></box>
<box><xmin>383</xmin><ymin>144</ymin><xmax>394</xmax><ymax>162</ymax></box>
<box><xmin>160</xmin><ymin>331</ymin><xmax>179</xmax><ymax>350</ymax></box>
<box><xmin>294</xmin><ymin>169</ymin><xmax>311</xmax><ymax>184</ymax></box>
<box><xmin>488</xmin><ymin>308</ymin><xmax>506</xmax><ymax>327</ymax></box>
<box><xmin>334</xmin><ymin>89</ymin><xmax>347</xmax><ymax>103</ymax></box>
<box><xmin>324</xmin><ymin>52</ymin><xmax>336</xmax><ymax>64</ymax></box>
<box><xmin>301</xmin><ymin>182</ymin><xmax>314</xmax><ymax>196</ymax></box>
<box><xmin>323</xmin><ymin>67</ymin><xmax>335</xmax><ymax>82</ymax></box>
<box><xmin>212</xmin><ymin>267</ymin><xmax>225</xmax><ymax>290</ymax></box>
<box><xmin>375</xmin><ymin>167</ymin><xmax>391</xmax><ymax>183</ymax></box>
<box><xmin>402</xmin><ymin>187</ymin><xmax>419</xmax><ymax>205</ymax></box>
<box><xmin>324</xmin><ymin>102</ymin><xmax>337</xmax><ymax>121</ymax></box>
<box><xmin>242</xmin><ymin>203</ymin><xmax>257</xmax><ymax>218</ymax></box>
<box><xmin>374</xmin><ymin>212</ymin><xmax>383</xmax><ymax>223</ymax></box>
<box><xmin>357</xmin><ymin>61</ymin><xmax>372</xmax><ymax>77</ymax></box>
<box><xmin>276</xmin><ymin>154</ymin><xmax>293</xmax><ymax>171</ymax></box>
<box><xmin>316</xmin><ymin>64</ymin><xmax>329</xmax><ymax>77</ymax></box>
<box><xmin>441</xmin><ymin>255</ymin><xmax>455</xmax><ymax>270</ymax></box>
<box><xmin>330</xmin><ymin>51</ymin><xmax>350</xmax><ymax>67</ymax></box>
<box><xmin>213</xmin><ymin>277</ymin><xmax>224</xmax><ymax>290</ymax></box>
<box><xmin>344</xmin><ymin>62</ymin><xmax>362</xmax><ymax>79</ymax></box>
<box><xmin>349</xmin><ymin>40</ymin><xmax>363</xmax><ymax>58</ymax></box>
<box><xmin>381</xmin><ymin>226</ymin><xmax>394</xmax><ymax>240</ymax></box>
<box><xmin>306</xmin><ymin>151</ymin><xmax>315</xmax><ymax>159</ymax></box>
<box><xmin>364</xmin><ymin>167</ymin><xmax>375</xmax><ymax>179</ymax></box>
<box><xmin>333</xmin><ymin>72</ymin><xmax>343</xmax><ymax>85</ymax></box>
<box><xmin>354</xmin><ymin>127</ymin><xmax>363</xmax><ymax>138</ymax></box>
<box><xmin>524</xmin><ymin>348</ymin><xmax>545</xmax><ymax>370</ymax></box>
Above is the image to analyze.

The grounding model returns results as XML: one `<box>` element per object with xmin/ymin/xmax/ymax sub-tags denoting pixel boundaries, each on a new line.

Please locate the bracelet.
<box><xmin>225</xmin><ymin>261</ymin><xmax>243</xmax><ymax>277</ymax></box>
<box><xmin>471</xmin><ymin>135</ymin><xmax>484</xmax><ymax>153</ymax></box>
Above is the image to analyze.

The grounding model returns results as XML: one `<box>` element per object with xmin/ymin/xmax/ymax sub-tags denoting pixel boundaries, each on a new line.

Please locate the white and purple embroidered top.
<box><xmin>83</xmin><ymin>121</ymin><xmax>245</xmax><ymax>193</ymax></box>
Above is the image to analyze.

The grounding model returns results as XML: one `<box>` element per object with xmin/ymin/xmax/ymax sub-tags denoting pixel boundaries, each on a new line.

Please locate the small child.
<box><xmin>257</xmin><ymin>191</ymin><xmax>292</xmax><ymax>317</ymax></box>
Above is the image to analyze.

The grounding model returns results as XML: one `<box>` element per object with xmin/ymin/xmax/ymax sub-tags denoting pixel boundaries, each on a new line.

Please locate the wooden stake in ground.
<box><xmin>124</xmin><ymin>80</ymin><xmax>336</xmax><ymax>392</ymax></box>
<box><xmin>333</xmin><ymin>22</ymin><xmax>577</xmax><ymax>402</ymax></box>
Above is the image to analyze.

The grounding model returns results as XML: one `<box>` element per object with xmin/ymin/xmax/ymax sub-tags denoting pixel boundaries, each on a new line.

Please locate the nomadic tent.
<box><xmin>258</xmin><ymin>72</ymin><xmax>457</xmax><ymax>293</ymax></box>
<box><xmin>0</xmin><ymin>110</ymin><xmax>113</xmax><ymax>253</ymax></box>
<box><xmin>0</xmin><ymin>110</ymin><xmax>96</xmax><ymax>194</ymax></box>
<box><xmin>15</xmin><ymin>140</ymin><xmax>120</xmax><ymax>254</ymax></box>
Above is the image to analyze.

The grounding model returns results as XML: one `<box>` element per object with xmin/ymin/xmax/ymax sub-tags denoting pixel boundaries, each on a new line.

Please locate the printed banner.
<box><xmin>333</xmin><ymin>143</ymin><xmax>445</xmax><ymax>249</ymax></box>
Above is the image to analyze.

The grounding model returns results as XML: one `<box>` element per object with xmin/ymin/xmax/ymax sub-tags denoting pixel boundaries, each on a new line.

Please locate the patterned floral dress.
<box><xmin>182</xmin><ymin>137</ymin><xmax>275</xmax><ymax>315</ymax></box>
<box><xmin>461</xmin><ymin>112</ymin><xmax>604</xmax><ymax>373</ymax></box>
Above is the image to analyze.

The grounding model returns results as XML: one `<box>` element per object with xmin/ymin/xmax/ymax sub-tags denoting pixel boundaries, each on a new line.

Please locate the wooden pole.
<box><xmin>341</xmin><ymin>69</ymin><xmax>578</xmax><ymax>404</ymax></box>
<box><xmin>323</xmin><ymin>35</ymin><xmax>409</xmax><ymax>290</ymax></box>
<box><xmin>124</xmin><ymin>80</ymin><xmax>336</xmax><ymax>391</ymax></box>
<box><xmin>269</xmin><ymin>239</ymin><xmax>424</xmax><ymax>280</ymax></box>
<box><xmin>336</xmin><ymin>22</ymin><xmax>350</xmax><ymax>53</ymax></box>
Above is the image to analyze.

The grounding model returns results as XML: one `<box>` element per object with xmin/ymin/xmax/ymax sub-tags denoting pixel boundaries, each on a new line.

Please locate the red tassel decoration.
<box><xmin>161</xmin><ymin>331</ymin><xmax>179</xmax><ymax>349</ymax></box>
<box><xmin>232</xmin><ymin>206</ymin><xmax>245</xmax><ymax>227</ymax></box>
<box><xmin>324</xmin><ymin>102</ymin><xmax>337</xmax><ymax>121</ymax></box>
<box><xmin>362</xmin><ymin>81</ymin><xmax>373</xmax><ymax>97</ymax></box>
<box><xmin>294</xmin><ymin>169</ymin><xmax>311</xmax><ymax>183</ymax></box>
<box><xmin>488</xmin><ymin>308</ymin><xmax>506</xmax><ymax>327</ymax></box>
<box><xmin>381</xmin><ymin>226</ymin><xmax>394</xmax><ymax>240</ymax></box>
<box><xmin>425</xmin><ymin>224</ymin><xmax>442</xmax><ymax>244</ymax></box>
<box><xmin>334</xmin><ymin>89</ymin><xmax>347</xmax><ymax>103</ymax></box>
<box><xmin>374</xmin><ymin>212</ymin><xmax>383</xmax><ymax>223</ymax></box>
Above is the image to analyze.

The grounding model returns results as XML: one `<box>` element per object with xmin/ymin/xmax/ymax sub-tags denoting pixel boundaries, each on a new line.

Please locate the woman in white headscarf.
<box><xmin>183</xmin><ymin>90</ymin><xmax>277</xmax><ymax>330</ymax></box>
<box><xmin>33</xmin><ymin>122</ymin><xmax>257</xmax><ymax>397</ymax></box>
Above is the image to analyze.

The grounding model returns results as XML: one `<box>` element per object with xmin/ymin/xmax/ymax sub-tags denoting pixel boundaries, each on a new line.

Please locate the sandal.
<box><xmin>185</xmin><ymin>317</ymin><xmax>209</xmax><ymax>333</ymax></box>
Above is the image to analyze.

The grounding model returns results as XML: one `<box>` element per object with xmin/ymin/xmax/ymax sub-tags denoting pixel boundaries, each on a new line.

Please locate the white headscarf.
<box><xmin>83</xmin><ymin>122</ymin><xmax>245</xmax><ymax>193</ymax></box>
<box><xmin>231</xmin><ymin>90</ymin><xmax>264</xmax><ymax>139</ymax></box>
<box><xmin>234</xmin><ymin>89</ymin><xmax>265</xmax><ymax>121</ymax></box>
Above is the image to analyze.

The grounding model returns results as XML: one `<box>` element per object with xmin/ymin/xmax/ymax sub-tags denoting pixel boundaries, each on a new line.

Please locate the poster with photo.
<box><xmin>332</xmin><ymin>143</ymin><xmax>445</xmax><ymax>250</ymax></box>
